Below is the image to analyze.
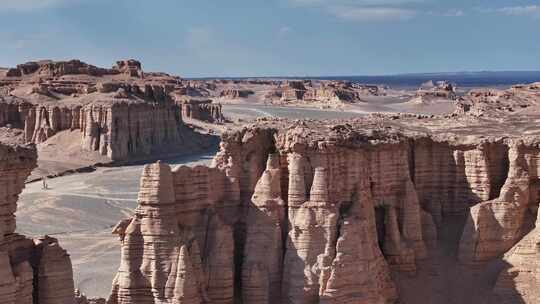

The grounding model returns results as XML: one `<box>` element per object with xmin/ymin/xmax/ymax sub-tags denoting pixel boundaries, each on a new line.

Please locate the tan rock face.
<box><xmin>113</xmin><ymin>60</ymin><xmax>143</xmax><ymax>78</ymax></box>
<box><xmin>109</xmin><ymin>119</ymin><xmax>540</xmax><ymax>303</ymax></box>
<box><xmin>0</xmin><ymin>59</ymin><xmax>220</xmax><ymax>164</ymax></box>
<box><xmin>457</xmin><ymin>82</ymin><xmax>540</xmax><ymax>115</ymax></box>
<box><xmin>109</xmin><ymin>123</ymin><xmax>430</xmax><ymax>303</ymax></box>
<box><xmin>259</xmin><ymin>80</ymin><xmax>372</xmax><ymax>106</ymax></box>
<box><xmin>0</xmin><ymin>141</ymin><xmax>75</xmax><ymax>304</ymax></box>
<box><xmin>80</xmin><ymin>102</ymin><xmax>207</xmax><ymax>161</ymax></box>
<box><xmin>303</xmin><ymin>86</ymin><xmax>361</xmax><ymax>103</ymax></box>
<box><xmin>494</xmin><ymin>210</ymin><xmax>540</xmax><ymax>303</ymax></box>
<box><xmin>109</xmin><ymin>161</ymin><xmax>237</xmax><ymax>304</ymax></box>
<box><xmin>458</xmin><ymin>141</ymin><xmax>539</xmax><ymax>264</ymax></box>
<box><xmin>242</xmin><ymin>153</ymin><xmax>285</xmax><ymax>303</ymax></box>
<box><xmin>1</xmin><ymin>95</ymin><xmax>215</xmax><ymax>162</ymax></box>
<box><xmin>281</xmin><ymin>81</ymin><xmax>308</xmax><ymax>101</ymax></box>
<box><xmin>0</xmin><ymin>98</ymin><xmax>82</xmax><ymax>144</ymax></box>
<box><xmin>219</xmin><ymin>89</ymin><xmax>254</xmax><ymax>99</ymax></box>
<box><xmin>5</xmin><ymin>59</ymin><xmax>118</xmax><ymax>78</ymax></box>
<box><xmin>177</xmin><ymin>98</ymin><xmax>224</xmax><ymax>123</ymax></box>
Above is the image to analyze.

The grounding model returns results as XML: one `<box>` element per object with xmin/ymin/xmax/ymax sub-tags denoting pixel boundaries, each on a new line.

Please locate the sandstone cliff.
<box><xmin>456</xmin><ymin>82</ymin><xmax>540</xmax><ymax>116</ymax></box>
<box><xmin>176</xmin><ymin>97</ymin><xmax>225</xmax><ymax>123</ymax></box>
<box><xmin>108</xmin><ymin>117</ymin><xmax>540</xmax><ymax>303</ymax></box>
<box><xmin>219</xmin><ymin>89</ymin><xmax>254</xmax><ymax>99</ymax></box>
<box><xmin>0</xmin><ymin>140</ymin><xmax>75</xmax><ymax>304</ymax></box>
<box><xmin>0</xmin><ymin>59</ymin><xmax>220</xmax><ymax>163</ymax></box>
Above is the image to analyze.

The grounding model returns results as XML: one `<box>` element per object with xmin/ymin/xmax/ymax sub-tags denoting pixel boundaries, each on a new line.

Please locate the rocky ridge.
<box><xmin>0</xmin><ymin>59</ymin><xmax>222</xmax><ymax>164</ymax></box>
<box><xmin>108</xmin><ymin>112</ymin><xmax>540</xmax><ymax>303</ymax></box>
<box><xmin>456</xmin><ymin>82</ymin><xmax>540</xmax><ymax>116</ymax></box>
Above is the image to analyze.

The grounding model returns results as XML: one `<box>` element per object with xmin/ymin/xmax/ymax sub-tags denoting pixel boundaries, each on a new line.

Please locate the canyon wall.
<box><xmin>79</xmin><ymin>101</ymin><xmax>208</xmax><ymax>161</ymax></box>
<box><xmin>0</xmin><ymin>59</ymin><xmax>223</xmax><ymax>164</ymax></box>
<box><xmin>0</xmin><ymin>141</ymin><xmax>75</xmax><ymax>304</ymax></box>
<box><xmin>0</xmin><ymin>98</ymin><xmax>81</xmax><ymax>143</ymax></box>
<box><xmin>108</xmin><ymin>121</ymin><xmax>540</xmax><ymax>303</ymax></box>
<box><xmin>0</xmin><ymin>95</ymin><xmax>214</xmax><ymax>162</ymax></box>
<box><xmin>177</xmin><ymin>98</ymin><xmax>225</xmax><ymax>123</ymax></box>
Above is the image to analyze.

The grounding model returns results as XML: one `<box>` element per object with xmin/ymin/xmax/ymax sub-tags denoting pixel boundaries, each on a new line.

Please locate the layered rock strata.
<box><xmin>0</xmin><ymin>141</ymin><xmax>75</xmax><ymax>304</ymax></box>
<box><xmin>177</xmin><ymin>97</ymin><xmax>224</xmax><ymax>123</ymax></box>
<box><xmin>267</xmin><ymin>80</ymin><xmax>367</xmax><ymax>105</ymax></box>
<box><xmin>280</xmin><ymin>81</ymin><xmax>308</xmax><ymax>101</ymax></box>
<box><xmin>457</xmin><ymin>82</ymin><xmax>540</xmax><ymax>115</ymax></box>
<box><xmin>219</xmin><ymin>89</ymin><xmax>254</xmax><ymax>99</ymax></box>
<box><xmin>0</xmin><ymin>59</ymin><xmax>219</xmax><ymax>162</ymax></box>
<box><xmin>5</xmin><ymin>59</ymin><xmax>119</xmax><ymax>78</ymax></box>
<box><xmin>109</xmin><ymin>117</ymin><xmax>540</xmax><ymax>303</ymax></box>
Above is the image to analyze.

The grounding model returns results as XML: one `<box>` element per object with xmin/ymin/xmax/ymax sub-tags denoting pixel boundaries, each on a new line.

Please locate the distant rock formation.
<box><xmin>457</xmin><ymin>83</ymin><xmax>540</xmax><ymax>115</ymax></box>
<box><xmin>280</xmin><ymin>81</ymin><xmax>308</xmax><ymax>101</ymax></box>
<box><xmin>112</xmin><ymin>60</ymin><xmax>143</xmax><ymax>78</ymax></box>
<box><xmin>0</xmin><ymin>59</ymin><xmax>219</xmax><ymax>162</ymax></box>
<box><xmin>5</xmin><ymin>59</ymin><xmax>119</xmax><ymax>78</ymax></box>
<box><xmin>266</xmin><ymin>80</ymin><xmax>373</xmax><ymax>106</ymax></box>
<box><xmin>0</xmin><ymin>141</ymin><xmax>75</xmax><ymax>304</ymax></box>
<box><xmin>219</xmin><ymin>89</ymin><xmax>254</xmax><ymax>99</ymax></box>
<box><xmin>415</xmin><ymin>80</ymin><xmax>457</xmax><ymax>101</ymax></box>
<box><xmin>176</xmin><ymin>97</ymin><xmax>225</xmax><ymax>123</ymax></box>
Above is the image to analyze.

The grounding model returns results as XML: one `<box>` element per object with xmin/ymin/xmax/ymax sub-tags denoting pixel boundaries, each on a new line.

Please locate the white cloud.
<box><xmin>496</xmin><ymin>5</ymin><xmax>540</xmax><ymax>17</ymax></box>
<box><xmin>288</xmin><ymin>0</ymin><xmax>425</xmax><ymax>21</ymax></box>
<box><xmin>330</xmin><ymin>6</ymin><xmax>416</xmax><ymax>21</ymax></box>
<box><xmin>289</xmin><ymin>0</ymin><xmax>423</xmax><ymax>6</ymax></box>
<box><xmin>0</xmin><ymin>0</ymin><xmax>70</xmax><ymax>10</ymax></box>
<box><xmin>427</xmin><ymin>8</ymin><xmax>464</xmax><ymax>17</ymax></box>
<box><xmin>477</xmin><ymin>5</ymin><xmax>540</xmax><ymax>18</ymax></box>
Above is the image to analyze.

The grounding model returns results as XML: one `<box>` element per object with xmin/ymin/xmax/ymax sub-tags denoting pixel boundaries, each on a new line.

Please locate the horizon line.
<box><xmin>186</xmin><ymin>70</ymin><xmax>540</xmax><ymax>80</ymax></box>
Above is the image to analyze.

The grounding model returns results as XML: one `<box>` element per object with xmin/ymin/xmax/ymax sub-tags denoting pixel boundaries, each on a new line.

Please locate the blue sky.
<box><xmin>0</xmin><ymin>0</ymin><xmax>539</xmax><ymax>77</ymax></box>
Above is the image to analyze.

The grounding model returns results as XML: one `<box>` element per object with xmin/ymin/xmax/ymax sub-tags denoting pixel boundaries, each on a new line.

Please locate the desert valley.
<box><xmin>0</xmin><ymin>57</ymin><xmax>540</xmax><ymax>304</ymax></box>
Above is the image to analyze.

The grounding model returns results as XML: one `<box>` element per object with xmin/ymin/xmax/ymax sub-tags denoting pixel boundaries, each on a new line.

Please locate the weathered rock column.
<box><xmin>109</xmin><ymin>161</ymin><xmax>197</xmax><ymax>304</ymax></box>
<box><xmin>459</xmin><ymin>142</ymin><xmax>531</xmax><ymax>264</ymax></box>
<box><xmin>319</xmin><ymin>181</ymin><xmax>398</xmax><ymax>304</ymax></box>
<box><xmin>283</xmin><ymin>167</ymin><xmax>339</xmax><ymax>303</ymax></box>
<box><xmin>242</xmin><ymin>153</ymin><xmax>285</xmax><ymax>304</ymax></box>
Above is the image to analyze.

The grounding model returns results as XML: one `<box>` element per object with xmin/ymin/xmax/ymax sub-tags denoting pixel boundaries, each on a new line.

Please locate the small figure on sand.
<box><xmin>42</xmin><ymin>177</ymin><xmax>49</xmax><ymax>190</ymax></box>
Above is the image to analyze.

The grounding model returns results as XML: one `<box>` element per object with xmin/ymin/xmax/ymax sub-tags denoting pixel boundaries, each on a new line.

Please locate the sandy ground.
<box><xmin>222</xmin><ymin>103</ymin><xmax>365</xmax><ymax>120</ymax></box>
<box><xmin>17</xmin><ymin>151</ymin><xmax>216</xmax><ymax>298</ymax></box>
<box><xmin>29</xmin><ymin>129</ymin><xmax>112</xmax><ymax>181</ymax></box>
<box><xmin>221</xmin><ymin>95</ymin><xmax>457</xmax><ymax>122</ymax></box>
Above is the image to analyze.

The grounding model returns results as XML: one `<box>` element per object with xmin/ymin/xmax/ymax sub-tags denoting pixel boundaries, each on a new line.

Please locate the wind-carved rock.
<box><xmin>400</xmin><ymin>179</ymin><xmax>428</xmax><ymax>260</ymax></box>
<box><xmin>383</xmin><ymin>204</ymin><xmax>417</xmax><ymax>273</ymax></box>
<box><xmin>459</xmin><ymin>142</ymin><xmax>532</xmax><ymax>264</ymax></box>
<box><xmin>242</xmin><ymin>153</ymin><xmax>285</xmax><ymax>303</ymax></box>
<box><xmin>109</xmin><ymin>161</ymin><xmax>192</xmax><ymax>303</ymax></box>
<box><xmin>0</xmin><ymin>141</ymin><xmax>74</xmax><ymax>304</ymax></box>
<box><xmin>111</xmin><ymin>120</ymin><xmax>540</xmax><ymax>303</ymax></box>
<box><xmin>109</xmin><ymin>124</ymin><xmax>405</xmax><ymax>304</ymax></box>
<box><xmin>109</xmin><ymin>161</ymin><xmax>237</xmax><ymax>304</ymax></box>
<box><xmin>319</xmin><ymin>180</ymin><xmax>398</xmax><ymax>304</ymax></box>
<box><xmin>493</xmin><ymin>207</ymin><xmax>540</xmax><ymax>303</ymax></box>
<box><xmin>0</xmin><ymin>59</ymin><xmax>219</xmax><ymax>164</ymax></box>
<box><xmin>165</xmin><ymin>245</ymin><xmax>203</xmax><ymax>304</ymax></box>
<box><xmin>283</xmin><ymin>167</ymin><xmax>340</xmax><ymax>303</ymax></box>
<box><xmin>33</xmin><ymin>236</ymin><xmax>76</xmax><ymax>304</ymax></box>
<box><xmin>177</xmin><ymin>97</ymin><xmax>224</xmax><ymax>123</ymax></box>
<box><xmin>219</xmin><ymin>89</ymin><xmax>254</xmax><ymax>99</ymax></box>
